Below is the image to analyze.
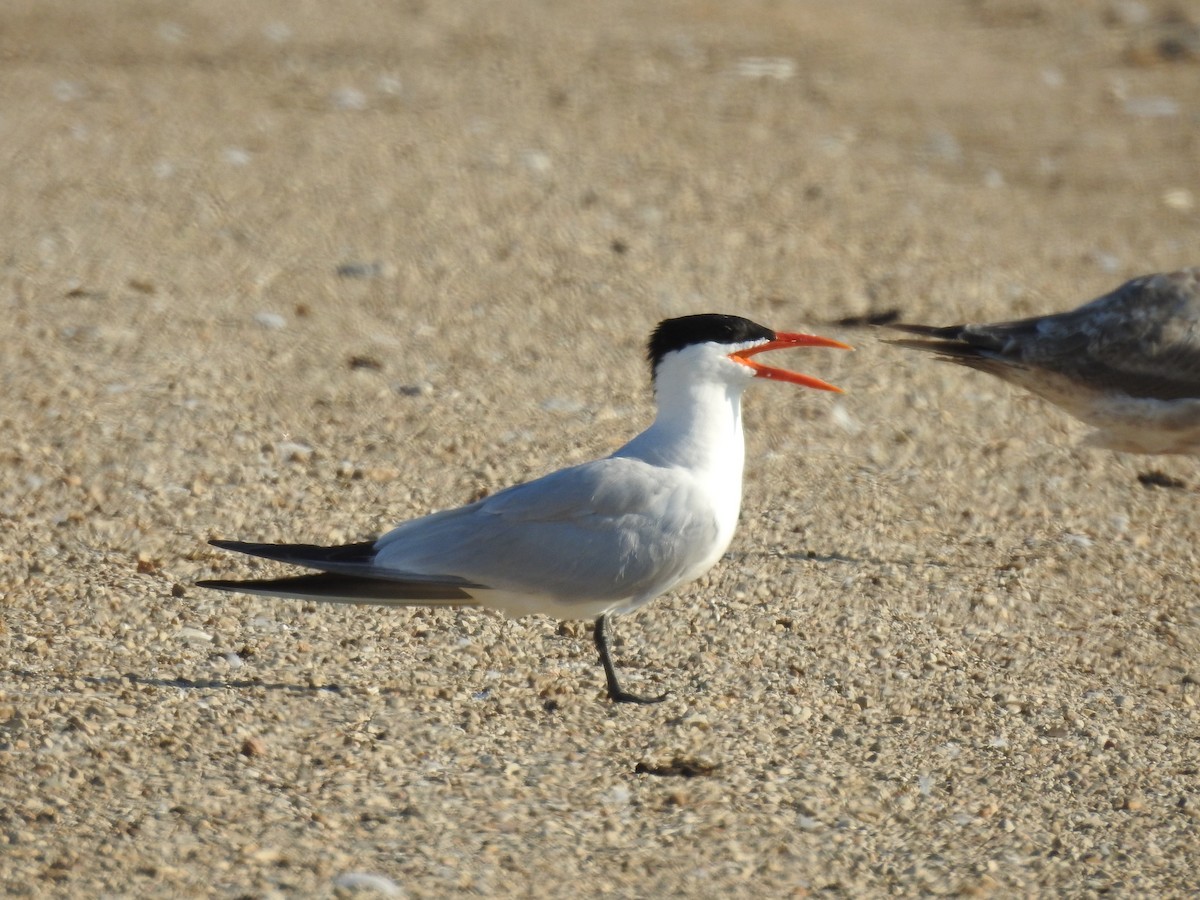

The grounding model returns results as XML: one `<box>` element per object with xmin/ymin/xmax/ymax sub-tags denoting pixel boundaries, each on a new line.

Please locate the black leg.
<box><xmin>594</xmin><ymin>614</ymin><xmax>668</xmax><ymax>704</ymax></box>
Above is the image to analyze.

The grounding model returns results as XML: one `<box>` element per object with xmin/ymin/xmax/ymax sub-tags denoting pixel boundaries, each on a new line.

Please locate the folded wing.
<box><xmin>202</xmin><ymin>456</ymin><xmax>722</xmax><ymax>616</ymax></box>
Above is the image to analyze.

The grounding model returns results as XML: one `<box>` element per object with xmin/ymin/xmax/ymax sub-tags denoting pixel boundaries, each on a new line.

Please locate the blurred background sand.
<box><xmin>2</xmin><ymin>0</ymin><xmax>1198</xmax><ymax>895</ymax></box>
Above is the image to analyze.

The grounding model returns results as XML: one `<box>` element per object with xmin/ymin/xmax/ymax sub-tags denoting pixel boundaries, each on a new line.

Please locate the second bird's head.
<box><xmin>648</xmin><ymin>314</ymin><xmax>851</xmax><ymax>394</ymax></box>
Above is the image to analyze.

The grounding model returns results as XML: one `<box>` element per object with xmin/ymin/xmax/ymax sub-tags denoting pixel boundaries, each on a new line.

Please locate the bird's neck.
<box><xmin>616</xmin><ymin>377</ymin><xmax>747</xmax><ymax>479</ymax></box>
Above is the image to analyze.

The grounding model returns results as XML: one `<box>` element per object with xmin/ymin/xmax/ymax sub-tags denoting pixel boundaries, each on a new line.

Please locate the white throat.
<box><xmin>621</xmin><ymin>370</ymin><xmax>746</xmax><ymax>473</ymax></box>
<box><xmin>611</xmin><ymin>346</ymin><xmax>752</xmax><ymax>544</ymax></box>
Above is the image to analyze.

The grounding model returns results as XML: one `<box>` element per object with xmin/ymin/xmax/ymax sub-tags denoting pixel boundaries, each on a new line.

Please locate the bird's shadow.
<box><xmin>4</xmin><ymin>666</ymin><xmax>365</xmax><ymax>696</ymax></box>
<box><xmin>728</xmin><ymin>549</ymin><xmax>965</xmax><ymax>569</ymax></box>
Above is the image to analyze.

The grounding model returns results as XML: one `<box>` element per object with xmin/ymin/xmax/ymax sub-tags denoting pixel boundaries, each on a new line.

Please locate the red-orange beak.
<box><xmin>728</xmin><ymin>331</ymin><xmax>853</xmax><ymax>392</ymax></box>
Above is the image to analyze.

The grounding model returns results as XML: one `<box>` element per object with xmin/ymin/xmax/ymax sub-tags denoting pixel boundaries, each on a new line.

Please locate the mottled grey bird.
<box><xmin>887</xmin><ymin>268</ymin><xmax>1200</xmax><ymax>454</ymax></box>
<box><xmin>200</xmin><ymin>314</ymin><xmax>850</xmax><ymax>704</ymax></box>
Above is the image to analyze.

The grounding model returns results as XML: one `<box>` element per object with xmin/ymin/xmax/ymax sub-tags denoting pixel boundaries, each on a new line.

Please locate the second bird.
<box><xmin>888</xmin><ymin>268</ymin><xmax>1200</xmax><ymax>455</ymax></box>
<box><xmin>200</xmin><ymin>314</ymin><xmax>851</xmax><ymax>703</ymax></box>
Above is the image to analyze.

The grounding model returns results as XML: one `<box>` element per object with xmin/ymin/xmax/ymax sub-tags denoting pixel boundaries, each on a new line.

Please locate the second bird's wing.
<box><xmin>890</xmin><ymin>269</ymin><xmax>1200</xmax><ymax>401</ymax></box>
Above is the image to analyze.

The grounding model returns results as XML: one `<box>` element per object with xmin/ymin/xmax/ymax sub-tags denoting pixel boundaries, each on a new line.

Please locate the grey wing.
<box><xmin>372</xmin><ymin>457</ymin><xmax>719</xmax><ymax>605</ymax></box>
<box><xmin>1004</xmin><ymin>269</ymin><xmax>1200</xmax><ymax>399</ymax></box>
<box><xmin>1081</xmin><ymin>269</ymin><xmax>1200</xmax><ymax>398</ymax></box>
<box><xmin>891</xmin><ymin>268</ymin><xmax>1200</xmax><ymax>400</ymax></box>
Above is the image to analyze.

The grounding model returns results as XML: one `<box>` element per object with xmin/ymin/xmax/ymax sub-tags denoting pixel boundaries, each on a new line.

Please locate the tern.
<box><xmin>199</xmin><ymin>314</ymin><xmax>851</xmax><ymax>703</ymax></box>
<box><xmin>887</xmin><ymin>267</ymin><xmax>1200</xmax><ymax>454</ymax></box>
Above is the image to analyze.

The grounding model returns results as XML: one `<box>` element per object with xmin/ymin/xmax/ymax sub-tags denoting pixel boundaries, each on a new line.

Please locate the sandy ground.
<box><xmin>2</xmin><ymin>0</ymin><xmax>1200</xmax><ymax>895</ymax></box>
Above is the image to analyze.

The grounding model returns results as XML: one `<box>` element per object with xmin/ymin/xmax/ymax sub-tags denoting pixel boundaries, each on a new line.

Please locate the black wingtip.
<box><xmin>205</xmin><ymin>539</ymin><xmax>380</xmax><ymax>568</ymax></box>
<box><xmin>194</xmin><ymin>572</ymin><xmax>475</xmax><ymax>603</ymax></box>
<box><xmin>883</xmin><ymin>337</ymin><xmax>992</xmax><ymax>366</ymax></box>
<box><xmin>880</xmin><ymin>321</ymin><xmax>989</xmax><ymax>362</ymax></box>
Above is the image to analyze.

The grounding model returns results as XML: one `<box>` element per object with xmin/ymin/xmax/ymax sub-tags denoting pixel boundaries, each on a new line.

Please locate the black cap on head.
<box><xmin>648</xmin><ymin>314</ymin><xmax>775</xmax><ymax>373</ymax></box>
